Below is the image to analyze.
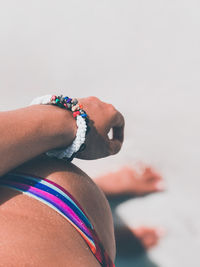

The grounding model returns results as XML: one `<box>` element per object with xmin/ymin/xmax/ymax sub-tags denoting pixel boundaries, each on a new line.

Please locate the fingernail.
<box><xmin>155</xmin><ymin>181</ymin><xmax>165</xmax><ymax>191</ymax></box>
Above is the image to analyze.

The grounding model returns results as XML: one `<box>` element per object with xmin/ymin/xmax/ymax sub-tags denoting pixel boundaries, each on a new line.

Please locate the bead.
<box><xmin>56</xmin><ymin>99</ymin><xmax>60</xmax><ymax>104</ymax></box>
<box><xmin>72</xmin><ymin>98</ymin><xmax>78</xmax><ymax>105</ymax></box>
<box><xmin>73</xmin><ymin>111</ymin><xmax>80</xmax><ymax>117</ymax></box>
<box><xmin>51</xmin><ymin>95</ymin><xmax>57</xmax><ymax>101</ymax></box>
<box><xmin>60</xmin><ymin>97</ymin><xmax>64</xmax><ymax>103</ymax></box>
<box><xmin>79</xmin><ymin>104</ymin><xmax>83</xmax><ymax>109</ymax></box>
<box><xmin>71</xmin><ymin>104</ymin><xmax>79</xmax><ymax>112</ymax></box>
<box><xmin>67</xmin><ymin>98</ymin><xmax>72</xmax><ymax>103</ymax></box>
<box><xmin>81</xmin><ymin>113</ymin><xmax>87</xmax><ymax>118</ymax></box>
<box><xmin>67</xmin><ymin>103</ymin><xmax>72</xmax><ymax>109</ymax></box>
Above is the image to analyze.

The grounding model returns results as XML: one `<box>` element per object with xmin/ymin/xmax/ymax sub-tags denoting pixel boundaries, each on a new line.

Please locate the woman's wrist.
<box><xmin>30</xmin><ymin>95</ymin><xmax>88</xmax><ymax>161</ymax></box>
<box><xmin>42</xmin><ymin>104</ymin><xmax>77</xmax><ymax>150</ymax></box>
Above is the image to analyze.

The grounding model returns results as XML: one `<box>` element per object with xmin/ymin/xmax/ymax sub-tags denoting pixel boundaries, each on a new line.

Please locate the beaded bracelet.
<box><xmin>30</xmin><ymin>94</ymin><xmax>88</xmax><ymax>161</ymax></box>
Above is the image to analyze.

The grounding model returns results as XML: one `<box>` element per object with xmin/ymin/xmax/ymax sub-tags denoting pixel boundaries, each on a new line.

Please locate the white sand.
<box><xmin>1</xmin><ymin>1</ymin><xmax>200</xmax><ymax>266</ymax></box>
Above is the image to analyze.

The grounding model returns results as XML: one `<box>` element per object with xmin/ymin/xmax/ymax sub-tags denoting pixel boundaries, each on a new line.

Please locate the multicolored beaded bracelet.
<box><xmin>30</xmin><ymin>94</ymin><xmax>88</xmax><ymax>161</ymax></box>
<box><xmin>50</xmin><ymin>95</ymin><xmax>88</xmax><ymax>119</ymax></box>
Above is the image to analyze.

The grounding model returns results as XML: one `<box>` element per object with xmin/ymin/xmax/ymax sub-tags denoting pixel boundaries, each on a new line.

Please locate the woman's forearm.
<box><xmin>0</xmin><ymin>96</ymin><xmax>125</xmax><ymax>176</ymax></box>
<box><xmin>0</xmin><ymin>104</ymin><xmax>76</xmax><ymax>176</ymax></box>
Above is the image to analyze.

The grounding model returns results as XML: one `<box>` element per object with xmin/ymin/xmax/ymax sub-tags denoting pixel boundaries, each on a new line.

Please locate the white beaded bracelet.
<box><xmin>30</xmin><ymin>94</ymin><xmax>87</xmax><ymax>161</ymax></box>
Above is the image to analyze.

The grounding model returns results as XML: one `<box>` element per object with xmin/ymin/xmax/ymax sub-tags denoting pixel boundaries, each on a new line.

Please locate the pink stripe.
<box><xmin>43</xmin><ymin>177</ymin><xmax>87</xmax><ymax>215</ymax></box>
<box><xmin>13</xmin><ymin>172</ymin><xmax>88</xmax><ymax>217</ymax></box>
<box><xmin>5</xmin><ymin>180</ymin><xmax>89</xmax><ymax>234</ymax></box>
<box><xmin>28</xmin><ymin>186</ymin><xmax>88</xmax><ymax>230</ymax></box>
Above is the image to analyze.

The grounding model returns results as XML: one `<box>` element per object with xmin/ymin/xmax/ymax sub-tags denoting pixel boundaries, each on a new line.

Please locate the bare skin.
<box><xmin>95</xmin><ymin>165</ymin><xmax>164</xmax><ymax>196</ymax></box>
<box><xmin>130</xmin><ymin>226</ymin><xmax>165</xmax><ymax>249</ymax></box>
<box><xmin>0</xmin><ymin>96</ymin><xmax>165</xmax><ymax>262</ymax></box>
<box><xmin>0</xmin><ymin>158</ymin><xmax>164</xmax><ymax>266</ymax></box>
<box><xmin>0</xmin><ymin>96</ymin><xmax>125</xmax><ymax>266</ymax></box>
<box><xmin>95</xmin><ymin>165</ymin><xmax>165</xmax><ymax>249</ymax></box>
<box><xmin>0</xmin><ymin>96</ymin><xmax>125</xmax><ymax>176</ymax></box>
<box><xmin>114</xmin><ymin>225</ymin><xmax>165</xmax><ymax>255</ymax></box>
<box><xmin>0</xmin><ymin>104</ymin><xmax>76</xmax><ymax>176</ymax></box>
<box><xmin>0</xmin><ymin>157</ymin><xmax>116</xmax><ymax>266</ymax></box>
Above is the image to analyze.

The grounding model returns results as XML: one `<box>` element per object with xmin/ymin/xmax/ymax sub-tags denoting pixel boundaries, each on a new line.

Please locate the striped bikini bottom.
<box><xmin>0</xmin><ymin>172</ymin><xmax>115</xmax><ymax>267</ymax></box>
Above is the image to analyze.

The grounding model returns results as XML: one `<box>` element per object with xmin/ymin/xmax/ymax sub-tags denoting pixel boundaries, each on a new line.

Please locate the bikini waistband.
<box><xmin>0</xmin><ymin>172</ymin><xmax>115</xmax><ymax>267</ymax></box>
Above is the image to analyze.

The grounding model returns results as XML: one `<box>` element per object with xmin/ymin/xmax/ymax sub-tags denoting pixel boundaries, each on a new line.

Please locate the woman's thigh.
<box><xmin>0</xmin><ymin>157</ymin><xmax>115</xmax><ymax>266</ymax></box>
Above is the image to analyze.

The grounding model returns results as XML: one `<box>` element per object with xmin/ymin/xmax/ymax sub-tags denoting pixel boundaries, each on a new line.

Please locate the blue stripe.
<box><xmin>4</xmin><ymin>174</ymin><xmax>92</xmax><ymax>228</ymax></box>
<box><xmin>10</xmin><ymin>172</ymin><xmax>92</xmax><ymax>228</ymax></box>
<box><xmin>0</xmin><ymin>180</ymin><xmax>94</xmax><ymax>244</ymax></box>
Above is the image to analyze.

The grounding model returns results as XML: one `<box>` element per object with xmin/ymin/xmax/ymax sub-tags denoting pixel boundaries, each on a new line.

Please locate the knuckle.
<box><xmin>113</xmin><ymin>146</ymin><xmax>121</xmax><ymax>155</ymax></box>
<box><xmin>116</xmin><ymin>112</ymin><xmax>125</xmax><ymax>127</ymax></box>
<box><xmin>107</xmin><ymin>103</ymin><xmax>116</xmax><ymax>113</ymax></box>
<box><xmin>88</xmin><ymin>96</ymin><xmax>99</xmax><ymax>102</ymax></box>
<box><xmin>110</xmin><ymin>142</ymin><xmax>122</xmax><ymax>155</ymax></box>
<box><xmin>120</xmin><ymin>113</ymin><xmax>125</xmax><ymax>126</ymax></box>
<box><xmin>109</xmin><ymin>103</ymin><xmax>115</xmax><ymax>109</ymax></box>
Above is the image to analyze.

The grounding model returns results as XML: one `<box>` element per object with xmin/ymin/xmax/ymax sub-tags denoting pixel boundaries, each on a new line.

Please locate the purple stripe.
<box><xmin>43</xmin><ymin>177</ymin><xmax>87</xmax><ymax>215</ymax></box>
<box><xmin>12</xmin><ymin>172</ymin><xmax>89</xmax><ymax>217</ymax></box>
<box><xmin>3</xmin><ymin>180</ymin><xmax>93</xmax><ymax>240</ymax></box>
<box><xmin>6</xmin><ymin>173</ymin><xmax>92</xmax><ymax>229</ymax></box>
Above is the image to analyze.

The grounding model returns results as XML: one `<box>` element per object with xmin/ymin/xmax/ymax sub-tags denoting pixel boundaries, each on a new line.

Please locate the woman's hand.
<box><xmin>76</xmin><ymin>97</ymin><xmax>125</xmax><ymax>160</ymax></box>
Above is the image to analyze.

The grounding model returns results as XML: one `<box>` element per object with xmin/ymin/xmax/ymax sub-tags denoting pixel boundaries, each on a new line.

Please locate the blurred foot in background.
<box><xmin>95</xmin><ymin>165</ymin><xmax>164</xmax><ymax>197</ymax></box>
<box><xmin>115</xmin><ymin>225</ymin><xmax>165</xmax><ymax>250</ymax></box>
<box><xmin>95</xmin><ymin>165</ymin><xmax>165</xmax><ymax>250</ymax></box>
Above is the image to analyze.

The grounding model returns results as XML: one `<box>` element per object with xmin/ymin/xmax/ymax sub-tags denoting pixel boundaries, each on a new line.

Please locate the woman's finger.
<box><xmin>107</xmin><ymin>111</ymin><xmax>125</xmax><ymax>155</ymax></box>
<box><xmin>108</xmin><ymin>138</ymin><xmax>123</xmax><ymax>155</ymax></box>
<box><xmin>113</xmin><ymin>125</ymin><xmax>124</xmax><ymax>143</ymax></box>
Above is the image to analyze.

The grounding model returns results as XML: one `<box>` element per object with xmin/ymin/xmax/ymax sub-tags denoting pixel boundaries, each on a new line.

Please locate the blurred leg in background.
<box><xmin>95</xmin><ymin>165</ymin><xmax>165</xmax><ymax>252</ymax></box>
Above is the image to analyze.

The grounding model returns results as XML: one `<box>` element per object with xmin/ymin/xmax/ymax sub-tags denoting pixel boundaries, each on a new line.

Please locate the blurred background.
<box><xmin>0</xmin><ymin>0</ymin><xmax>200</xmax><ymax>266</ymax></box>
